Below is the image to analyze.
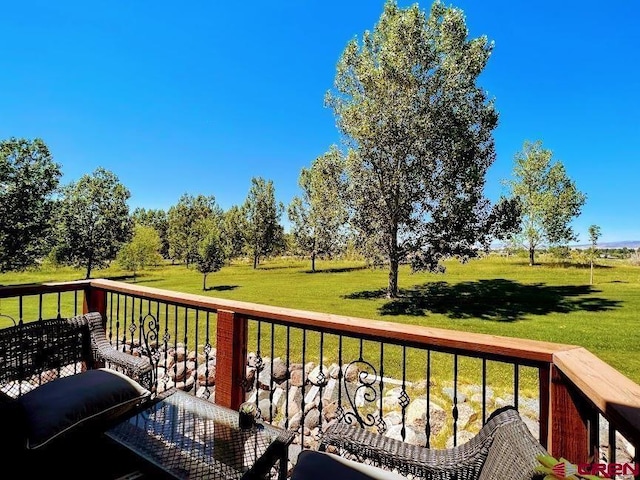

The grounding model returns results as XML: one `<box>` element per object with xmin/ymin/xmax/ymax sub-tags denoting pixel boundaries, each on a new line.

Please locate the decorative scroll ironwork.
<box><xmin>139</xmin><ymin>312</ymin><xmax>160</xmax><ymax>391</ymax></box>
<box><xmin>340</xmin><ymin>358</ymin><xmax>385</xmax><ymax>433</ymax></box>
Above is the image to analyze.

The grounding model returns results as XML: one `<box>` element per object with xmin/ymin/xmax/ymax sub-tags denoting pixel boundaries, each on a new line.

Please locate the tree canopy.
<box><xmin>0</xmin><ymin>138</ymin><xmax>62</xmax><ymax>272</ymax></box>
<box><xmin>288</xmin><ymin>146</ymin><xmax>348</xmax><ymax>271</ymax></box>
<box><xmin>55</xmin><ymin>167</ymin><xmax>131</xmax><ymax>279</ymax></box>
<box><xmin>243</xmin><ymin>177</ymin><xmax>284</xmax><ymax>269</ymax></box>
<box><xmin>507</xmin><ymin>140</ymin><xmax>586</xmax><ymax>265</ymax></box>
<box><xmin>167</xmin><ymin>194</ymin><xmax>222</xmax><ymax>267</ymax></box>
<box><xmin>327</xmin><ymin>0</ymin><xmax>501</xmax><ymax>297</ymax></box>
<box><xmin>117</xmin><ymin>224</ymin><xmax>163</xmax><ymax>280</ymax></box>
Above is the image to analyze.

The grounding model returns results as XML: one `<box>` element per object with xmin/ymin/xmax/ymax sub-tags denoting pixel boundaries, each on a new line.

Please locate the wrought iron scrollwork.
<box><xmin>340</xmin><ymin>358</ymin><xmax>385</xmax><ymax>433</ymax></box>
<box><xmin>139</xmin><ymin>313</ymin><xmax>160</xmax><ymax>390</ymax></box>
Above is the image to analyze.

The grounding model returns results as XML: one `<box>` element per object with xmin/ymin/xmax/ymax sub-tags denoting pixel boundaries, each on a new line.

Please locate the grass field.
<box><xmin>2</xmin><ymin>254</ymin><xmax>639</xmax><ymax>386</ymax></box>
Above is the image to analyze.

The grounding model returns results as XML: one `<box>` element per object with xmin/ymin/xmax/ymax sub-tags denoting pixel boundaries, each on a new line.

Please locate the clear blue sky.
<box><xmin>1</xmin><ymin>1</ymin><xmax>638</xmax><ymax>243</ymax></box>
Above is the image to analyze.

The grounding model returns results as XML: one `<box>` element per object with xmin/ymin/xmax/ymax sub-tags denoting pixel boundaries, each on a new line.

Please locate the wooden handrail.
<box><xmin>88</xmin><ymin>278</ymin><xmax>578</xmax><ymax>364</ymax></box>
<box><xmin>0</xmin><ymin>280</ymin><xmax>90</xmax><ymax>298</ymax></box>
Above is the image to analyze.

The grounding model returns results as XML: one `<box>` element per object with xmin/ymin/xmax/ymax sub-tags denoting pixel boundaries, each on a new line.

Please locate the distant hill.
<box><xmin>572</xmin><ymin>240</ymin><xmax>640</xmax><ymax>250</ymax></box>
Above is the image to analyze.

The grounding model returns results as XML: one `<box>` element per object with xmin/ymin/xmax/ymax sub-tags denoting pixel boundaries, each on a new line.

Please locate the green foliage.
<box><xmin>222</xmin><ymin>205</ymin><xmax>248</xmax><ymax>260</ymax></box>
<box><xmin>54</xmin><ymin>167</ymin><xmax>131</xmax><ymax>279</ymax></box>
<box><xmin>507</xmin><ymin>140</ymin><xmax>586</xmax><ymax>265</ymax></box>
<box><xmin>132</xmin><ymin>207</ymin><xmax>169</xmax><ymax>258</ymax></box>
<box><xmin>242</xmin><ymin>177</ymin><xmax>284</xmax><ymax>268</ymax></box>
<box><xmin>117</xmin><ymin>225</ymin><xmax>163</xmax><ymax>279</ymax></box>
<box><xmin>288</xmin><ymin>145</ymin><xmax>349</xmax><ymax>271</ymax></box>
<box><xmin>326</xmin><ymin>0</ymin><xmax>500</xmax><ymax>297</ymax></box>
<box><xmin>195</xmin><ymin>228</ymin><xmax>226</xmax><ymax>290</ymax></box>
<box><xmin>167</xmin><ymin>194</ymin><xmax>222</xmax><ymax>266</ymax></box>
<box><xmin>0</xmin><ymin>137</ymin><xmax>62</xmax><ymax>272</ymax></box>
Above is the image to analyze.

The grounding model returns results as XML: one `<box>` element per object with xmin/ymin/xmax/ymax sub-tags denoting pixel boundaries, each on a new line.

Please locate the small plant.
<box><xmin>238</xmin><ymin>402</ymin><xmax>258</xmax><ymax>429</ymax></box>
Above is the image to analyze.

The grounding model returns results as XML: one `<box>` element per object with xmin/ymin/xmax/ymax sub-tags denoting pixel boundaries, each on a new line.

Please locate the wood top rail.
<box><xmin>0</xmin><ymin>280</ymin><xmax>91</xmax><ymax>297</ymax></box>
<box><xmin>86</xmin><ymin>278</ymin><xmax>578</xmax><ymax>364</ymax></box>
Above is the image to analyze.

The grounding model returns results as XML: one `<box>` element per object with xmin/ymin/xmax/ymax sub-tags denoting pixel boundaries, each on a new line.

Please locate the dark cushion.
<box><xmin>17</xmin><ymin>368</ymin><xmax>150</xmax><ymax>449</ymax></box>
<box><xmin>292</xmin><ymin>450</ymin><xmax>406</xmax><ymax>480</ymax></box>
<box><xmin>0</xmin><ymin>390</ymin><xmax>26</xmax><ymax>452</ymax></box>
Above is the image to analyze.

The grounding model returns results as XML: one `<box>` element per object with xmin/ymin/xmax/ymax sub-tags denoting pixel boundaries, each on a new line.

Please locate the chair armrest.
<box><xmin>80</xmin><ymin>312</ymin><xmax>154</xmax><ymax>391</ymax></box>
<box><xmin>320</xmin><ymin>422</ymin><xmax>489</xmax><ymax>479</ymax></box>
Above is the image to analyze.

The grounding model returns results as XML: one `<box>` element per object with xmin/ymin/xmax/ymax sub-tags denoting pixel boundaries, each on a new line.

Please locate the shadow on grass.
<box><xmin>304</xmin><ymin>266</ymin><xmax>368</xmax><ymax>274</ymax></box>
<box><xmin>344</xmin><ymin>279</ymin><xmax>622</xmax><ymax>322</ymax></box>
<box><xmin>205</xmin><ymin>285</ymin><xmax>239</xmax><ymax>291</ymax></box>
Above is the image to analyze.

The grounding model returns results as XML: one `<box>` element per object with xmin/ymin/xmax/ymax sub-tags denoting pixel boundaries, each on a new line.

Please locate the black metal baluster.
<box><xmin>425</xmin><ymin>349</ymin><xmax>431</xmax><ymax>448</ymax></box>
<box><xmin>173</xmin><ymin>305</ymin><xmax>179</xmax><ymax>388</ymax></box>
<box><xmin>194</xmin><ymin>309</ymin><xmax>199</xmax><ymax>391</ymax></box>
<box><xmin>378</xmin><ymin>342</ymin><xmax>384</xmax><ymax>434</ymax></box>
<box><xmin>269</xmin><ymin>322</ymin><xmax>275</xmax><ymax>423</ymax></box>
<box><xmin>284</xmin><ymin>325</ymin><xmax>291</xmax><ymax>430</ymax></box>
<box><xmin>514</xmin><ymin>363</ymin><xmax>520</xmax><ymax>410</ymax></box>
<box><xmin>203</xmin><ymin>311</ymin><xmax>212</xmax><ymax>399</ymax></box>
<box><xmin>38</xmin><ymin>293</ymin><xmax>43</xmax><ymax>321</ymax></box>
<box><xmin>108</xmin><ymin>292</ymin><xmax>114</xmax><ymax>344</ymax></box>
<box><xmin>401</xmin><ymin>346</ymin><xmax>407</xmax><ymax>441</ymax></box>
<box><xmin>163</xmin><ymin>303</ymin><xmax>170</xmax><ymax>392</ymax></box>
<box><xmin>318</xmin><ymin>331</ymin><xmax>325</xmax><ymax>430</ymax></box>
<box><xmin>301</xmin><ymin>327</ymin><xmax>307</xmax><ymax>448</ymax></box>
<box><xmin>122</xmin><ymin>295</ymin><xmax>128</xmax><ymax>351</ymax></box>
<box><xmin>337</xmin><ymin>335</ymin><xmax>343</xmax><ymax>421</ymax></box>
<box><xmin>73</xmin><ymin>290</ymin><xmax>78</xmax><ymax>316</ymax></box>
<box><xmin>608</xmin><ymin>425</ymin><xmax>616</xmax><ymax>466</ymax></box>
<box><xmin>18</xmin><ymin>296</ymin><xmax>23</xmax><ymax>325</ymax></box>
<box><xmin>255</xmin><ymin>320</ymin><xmax>262</xmax><ymax>402</ymax></box>
<box><xmin>56</xmin><ymin>292</ymin><xmax>61</xmax><ymax>320</ymax></box>
<box><xmin>116</xmin><ymin>294</ymin><xmax>121</xmax><ymax>349</ymax></box>
<box><xmin>183</xmin><ymin>308</ymin><xmax>188</xmax><ymax>389</ymax></box>
<box><xmin>453</xmin><ymin>354</ymin><xmax>459</xmax><ymax>447</ymax></box>
<box><xmin>482</xmin><ymin>358</ymin><xmax>487</xmax><ymax>423</ymax></box>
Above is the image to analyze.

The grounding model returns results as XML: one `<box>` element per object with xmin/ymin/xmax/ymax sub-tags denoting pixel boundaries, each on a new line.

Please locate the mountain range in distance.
<box><xmin>571</xmin><ymin>240</ymin><xmax>640</xmax><ymax>250</ymax></box>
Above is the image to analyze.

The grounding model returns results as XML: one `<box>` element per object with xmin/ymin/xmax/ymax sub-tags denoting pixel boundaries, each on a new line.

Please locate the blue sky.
<box><xmin>1</xmin><ymin>1</ymin><xmax>638</xmax><ymax>243</ymax></box>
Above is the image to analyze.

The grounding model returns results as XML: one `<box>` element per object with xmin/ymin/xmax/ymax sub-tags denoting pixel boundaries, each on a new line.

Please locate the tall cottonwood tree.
<box><xmin>243</xmin><ymin>177</ymin><xmax>284</xmax><ymax>269</ymax></box>
<box><xmin>327</xmin><ymin>0</ymin><xmax>502</xmax><ymax>297</ymax></box>
<box><xmin>55</xmin><ymin>167</ymin><xmax>131</xmax><ymax>279</ymax></box>
<box><xmin>506</xmin><ymin>140</ymin><xmax>586</xmax><ymax>266</ymax></box>
<box><xmin>288</xmin><ymin>146</ymin><xmax>348</xmax><ymax>272</ymax></box>
<box><xmin>0</xmin><ymin>138</ymin><xmax>61</xmax><ymax>271</ymax></box>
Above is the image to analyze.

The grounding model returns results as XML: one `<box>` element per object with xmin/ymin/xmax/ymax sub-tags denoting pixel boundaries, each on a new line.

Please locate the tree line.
<box><xmin>0</xmin><ymin>0</ymin><xmax>589</xmax><ymax>297</ymax></box>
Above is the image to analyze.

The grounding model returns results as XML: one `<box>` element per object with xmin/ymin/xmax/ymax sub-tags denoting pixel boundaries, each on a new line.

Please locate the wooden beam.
<box><xmin>549</xmin><ymin>364</ymin><xmax>590</xmax><ymax>463</ymax></box>
<box><xmin>215</xmin><ymin>310</ymin><xmax>247</xmax><ymax>410</ymax></box>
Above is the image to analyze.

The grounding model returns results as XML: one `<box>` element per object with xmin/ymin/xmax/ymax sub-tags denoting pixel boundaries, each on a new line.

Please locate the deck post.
<box><xmin>83</xmin><ymin>286</ymin><xmax>107</xmax><ymax>320</ymax></box>
<box><xmin>549</xmin><ymin>364</ymin><xmax>590</xmax><ymax>464</ymax></box>
<box><xmin>215</xmin><ymin>310</ymin><xmax>248</xmax><ymax>410</ymax></box>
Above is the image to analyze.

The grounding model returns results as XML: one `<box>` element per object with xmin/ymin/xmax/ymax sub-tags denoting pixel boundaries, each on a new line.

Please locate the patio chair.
<box><xmin>315</xmin><ymin>406</ymin><xmax>546</xmax><ymax>480</ymax></box>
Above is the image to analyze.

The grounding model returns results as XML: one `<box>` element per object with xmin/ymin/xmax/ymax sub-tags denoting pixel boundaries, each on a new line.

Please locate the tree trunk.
<box><xmin>203</xmin><ymin>273</ymin><xmax>207</xmax><ymax>291</ymax></box>
<box><xmin>387</xmin><ymin>224</ymin><xmax>399</xmax><ymax>298</ymax></box>
<box><xmin>253</xmin><ymin>254</ymin><xmax>258</xmax><ymax>269</ymax></box>
<box><xmin>590</xmin><ymin>260</ymin><xmax>594</xmax><ymax>285</ymax></box>
<box><xmin>529</xmin><ymin>246</ymin><xmax>535</xmax><ymax>266</ymax></box>
<box><xmin>311</xmin><ymin>252</ymin><xmax>316</xmax><ymax>272</ymax></box>
<box><xmin>85</xmin><ymin>254</ymin><xmax>93</xmax><ymax>279</ymax></box>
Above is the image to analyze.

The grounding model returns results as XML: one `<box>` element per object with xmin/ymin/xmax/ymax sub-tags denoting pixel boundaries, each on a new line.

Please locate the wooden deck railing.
<box><xmin>1</xmin><ymin>278</ymin><xmax>639</xmax><ymax>470</ymax></box>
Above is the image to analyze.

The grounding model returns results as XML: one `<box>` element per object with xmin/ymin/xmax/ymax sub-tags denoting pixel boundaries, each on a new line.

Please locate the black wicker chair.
<box><xmin>318</xmin><ymin>406</ymin><xmax>546</xmax><ymax>480</ymax></box>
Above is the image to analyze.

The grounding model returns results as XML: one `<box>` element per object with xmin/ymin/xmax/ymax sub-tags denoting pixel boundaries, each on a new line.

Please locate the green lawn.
<box><xmin>2</xmin><ymin>254</ymin><xmax>639</xmax><ymax>385</ymax></box>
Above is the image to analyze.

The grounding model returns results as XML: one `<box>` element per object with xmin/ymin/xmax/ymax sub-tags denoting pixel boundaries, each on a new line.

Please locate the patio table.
<box><xmin>105</xmin><ymin>389</ymin><xmax>294</xmax><ymax>480</ymax></box>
